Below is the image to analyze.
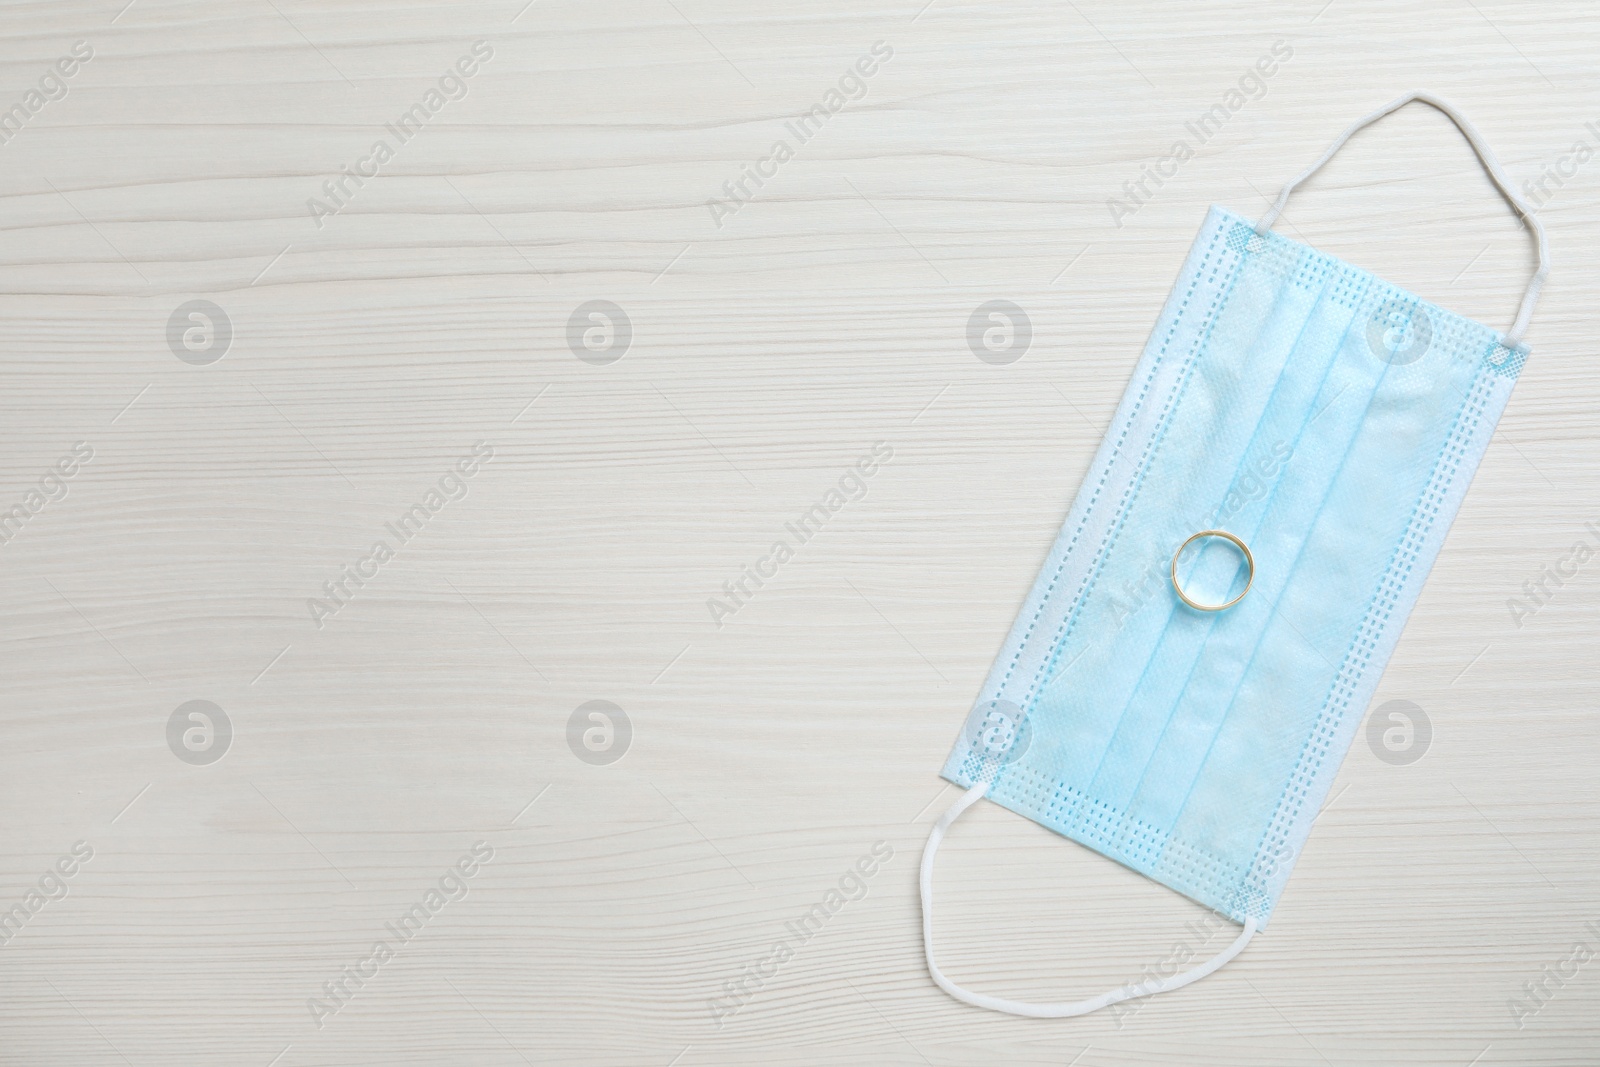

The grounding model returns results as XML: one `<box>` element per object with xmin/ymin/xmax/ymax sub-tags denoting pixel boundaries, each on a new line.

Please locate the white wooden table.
<box><xmin>1</xmin><ymin>2</ymin><xmax>1596</xmax><ymax>1064</ymax></box>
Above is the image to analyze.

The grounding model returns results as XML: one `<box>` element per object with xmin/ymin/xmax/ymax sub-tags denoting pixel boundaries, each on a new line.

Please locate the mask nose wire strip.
<box><xmin>1254</xmin><ymin>90</ymin><xmax>1549</xmax><ymax>350</ymax></box>
<box><xmin>920</xmin><ymin>780</ymin><xmax>1259</xmax><ymax>1019</ymax></box>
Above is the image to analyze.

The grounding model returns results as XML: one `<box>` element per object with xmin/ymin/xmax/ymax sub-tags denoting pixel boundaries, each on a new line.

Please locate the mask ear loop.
<box><xmin>1254</xmin><ymin>90</ymin><xmax>1550</xmax><ymax>350</ymax></box>
<box><xmin>920</xmin><ymin>781</ymin><xmax>1258</xmax><ymax>1018</ymax></box>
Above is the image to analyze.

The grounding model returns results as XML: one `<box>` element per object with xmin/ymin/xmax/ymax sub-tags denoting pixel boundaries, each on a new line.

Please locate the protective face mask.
<box><xmin>919</xmin><ymin>92</ymin><xmax>1550</xmax><ymax>1018</ymax></box>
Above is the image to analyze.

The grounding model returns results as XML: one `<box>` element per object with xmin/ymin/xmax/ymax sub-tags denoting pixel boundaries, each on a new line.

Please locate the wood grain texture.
<box><xmin>0</xmin><ymin>1</ymin><xmax>1597</xmax><ymax>1064</ymax></box>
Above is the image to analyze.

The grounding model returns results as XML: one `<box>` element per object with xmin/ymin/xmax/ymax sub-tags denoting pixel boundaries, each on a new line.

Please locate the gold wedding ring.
<box><xmin>1171</xmin><ymin>529</ymin><xmax>1254</xmax><ymax>612</ymax></box>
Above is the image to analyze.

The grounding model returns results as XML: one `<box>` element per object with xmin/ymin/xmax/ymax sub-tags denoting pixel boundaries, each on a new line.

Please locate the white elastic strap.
<box><xmin>919</xmin><ymin>781</ymin><xmax>1258</xmax><ymax>1019</ymax></box>
<box><xmin>1255</xmin><ymin>90</ymin><xmax>1550</xmax><ymax>349</ymax></box>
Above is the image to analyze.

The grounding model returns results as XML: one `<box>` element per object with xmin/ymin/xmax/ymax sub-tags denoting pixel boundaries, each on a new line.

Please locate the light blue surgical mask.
<box><xmin>920</xmin><ymin>93</ymin><xmax>1550</xmax><ymax>1018</ymax></box>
